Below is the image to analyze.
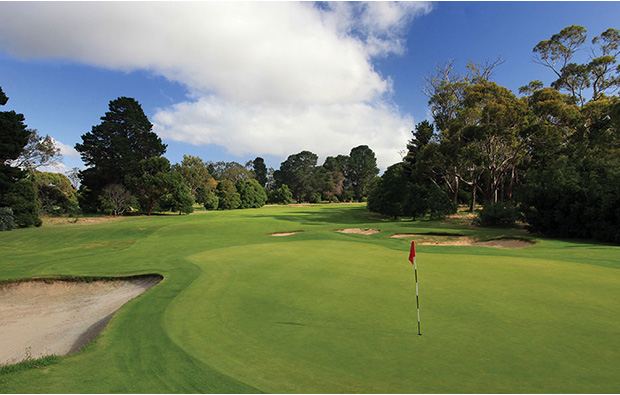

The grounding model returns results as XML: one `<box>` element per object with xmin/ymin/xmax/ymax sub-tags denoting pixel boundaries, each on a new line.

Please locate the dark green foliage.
<box><xmin>367</xmin><ymin>163</ymin><xmax>408</xmax><ymax>219</ymax></box>
<box><xmin>475</xmin><ymin>202</ymin><xmax>520</xmax><ymax>227</ymax></box>
<box><xmin>0</xmin><ymin>87</ymin><xmax>29</xmax><ymax>196</ymax></box>
<box><xmin>160</xmin><ymin>180</ymin><xmax>194</xmax><ymax>215</ymax></box>
<box><xmin>216</xmin><ymin>179</ymin><xmax>241</xmax><ymax>210</ymax></box>
<box><xmin>520</xmin><ymin>151</ymin><xmax>620</xmax><ymax>243</ymax></box>
<box><xmin>267</xmin><ymin>184</ymin><xmax>294</xmax><ymax>205</ymax></box>
<box><xmin>75</xmin><ymin>97</ymin><xmax>166</xmax><ymax>211</ymax></box>
<box><xmin>275</xmin><ymin>151</ymin><xmax>319</xmax><ymax>202</ymax></box>
<box><xmin>251</xmin><ymin>157</ymin><xmax>268</xmax><ymax>187</ymax></box>
<box><xmin>368</xmin><ymin>164</ymin><xmax>458</xmax><ymax>220</ymax></box>
<box><xmin>236</xmin><ymin>179</ymin><xmax>267</xmax><ymax>209</ymax></box>
<box><xmin>2</xmin><ymin>178</ymin><xmax>42</xmax><ymax>227</ymax></box>
<box><xmin>126</xmin><ymin>157</ymin><xmax>191</xmax><ymax>216</ymax></box>
<box><xmin>203</xmin><ymin>193</ymin><xmax>219</xmax><ymax>210</ymax></box>
<box><xmin>0</xmin><ymin>207</ymin><xmax>15</xmax><ymax>231</ymax></box>
<box><xmin>345</xmin><ymin>145</ymin><xmax>379</xmax><ymax>201</ymax></box>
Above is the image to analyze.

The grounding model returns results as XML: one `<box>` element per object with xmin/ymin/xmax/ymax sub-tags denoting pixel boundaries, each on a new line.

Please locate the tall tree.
<box><xmin>126</xmin><ymin>157</ymin><xmax>189</xmax><ymax>216</ymax></box>
<box><xmin>274</xmin><ymin>150</ymin><xmax>318</xmax><ymax>202</ymax></box>
<box><xmin>75</xmin><ymin>97</ymin><xmax>166</xmax><ymax>211</ymax></box>
<box><xmin>533</xmin><ymin>25</ymin><xmax>620</xmax><ymax>106</ymax></box>
<box><xmin>9</xmin><ymin>129</ymin><xmax>60</xmax><ymax>171</ymax></box>
<box><xmin>251</xmin><ymin>157</ymin><xmax>268</xmax><ymax>187</ymax></box>
<box><xmin>0</xmin><ymin>86</ymin><xmax>41</xmax><ymax>227</ymax></box>
<box><xmin>345</xmin><ymin>145</ymin><xmax>379</xmax><ymax>201</ymax></box>
<box><xmin>172</xmin><ymin>155</ymin><xmax>212</xmax><ymax>202</ymax></box>
<box><xmin>0</xmin><ymin>86</ymin><xmax>29</xmax><ymax>194</ymax></box>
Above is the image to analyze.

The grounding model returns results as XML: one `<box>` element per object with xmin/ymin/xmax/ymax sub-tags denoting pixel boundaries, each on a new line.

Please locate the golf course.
<box><xmin>0</xmin><ymin>203</ymin><xmax>619</xmax><ymax>393</ymax></box>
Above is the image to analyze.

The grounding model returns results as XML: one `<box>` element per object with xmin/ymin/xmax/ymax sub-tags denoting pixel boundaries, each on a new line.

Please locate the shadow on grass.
<box><xmin>254</xmin><ymin>206</ymin><xmax>383</xmax><ymax>226</ymax></box>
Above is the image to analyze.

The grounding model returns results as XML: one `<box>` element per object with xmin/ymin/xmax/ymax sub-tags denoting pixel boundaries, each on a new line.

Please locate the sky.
<box><xmin>1</xmin><ymin>1</ymin><xmax>619</xmax><ymax>174</ymax></box>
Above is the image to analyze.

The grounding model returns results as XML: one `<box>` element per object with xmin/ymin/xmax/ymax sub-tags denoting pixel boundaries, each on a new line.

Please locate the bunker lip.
<box><xmin>268</xmin><ymin>231</ymin><xmax>305</xmax><ymax>236</ymax></box>
<box><xmin>390</xmin><ymin>234</ymin><xmax>535</xmax><ymax>248</ymax></box>
<box><xmin>334</xmin><ymin>228</ymin><xmax>380</xmax><ymax>235</ymax></box>
<box><xmin>0</xmin><ymin>274</ymin><xmax>162</xmax><ymax>367</ymax></box>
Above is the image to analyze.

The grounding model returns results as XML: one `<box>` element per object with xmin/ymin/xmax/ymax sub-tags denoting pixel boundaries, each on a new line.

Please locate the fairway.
<box><xmin>1</xmin><ymin>204</ymin><xmax>619</xmax><ymax>393</ymax></box>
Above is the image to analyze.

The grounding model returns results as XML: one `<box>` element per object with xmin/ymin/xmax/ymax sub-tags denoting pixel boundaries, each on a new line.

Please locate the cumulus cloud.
<box><xmin>0</xmin><ymin>2</ymin><xmax>432</xmax><ymax>168</ymax></box>
<box><xmin>52</xmin><ymin>139</ymin><xmax>80</xmax><ymax>159</ymax></box>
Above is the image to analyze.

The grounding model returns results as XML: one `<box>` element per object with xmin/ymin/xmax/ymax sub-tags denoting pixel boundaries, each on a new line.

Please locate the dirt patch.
<box><xmin>334</xmin><ymin>228</ymin><xmax>380</xmax><ymax>235</ymax></box>
<box><xmin>0</xmin><ymin>275</ymin><xmax>161</xmax><ymax>366</ymax></box>
<box><xmin>269</xmin><ymin>231</ymin><xmax>305</xmax><ymax>237</ymax></box>
<box><xmin>43</xmin><ymin>216</ymin><xmax>125</xmax><ymax>227</ymax></box>
<box><xmin>391</xmin><ymin>234</ymin><xmax>534</xmax><ymax>248</ymax></box>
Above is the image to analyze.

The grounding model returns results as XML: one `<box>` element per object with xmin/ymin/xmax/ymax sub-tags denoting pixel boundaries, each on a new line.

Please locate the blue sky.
<box><xmin>1</xmin><ymin>1</ymin><xmax>619</xmax><ymax>173</ymax></box>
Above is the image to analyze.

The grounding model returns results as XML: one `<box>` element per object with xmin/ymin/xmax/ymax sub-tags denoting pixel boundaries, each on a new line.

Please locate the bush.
<box><xmin>267</xmin><ymin>184</ymin><xmax>294</xmax><ymax>205</ymax></box>
<box><xmin>236</xmin><ymin>179</ymin><xmax>267</xmax><ymax>208</ymax></box>
<box><xmin>0</xmin><ymin>207</ymin><xmax>15</xmax><ymax>231</ymax></box>
<box><xmin>1</xmin><ymin>178</ymin><xmax>41</xmax><ymax>227</ymax></box>
<box><xmin>204</xmin><ymin>193</ymin><xmax>219</xmax><ymax>210</ymax></box>
<box><xmin>475</xmin><ymin>202</ymin><xmax>520</xmax><ymax>227</ymax></box>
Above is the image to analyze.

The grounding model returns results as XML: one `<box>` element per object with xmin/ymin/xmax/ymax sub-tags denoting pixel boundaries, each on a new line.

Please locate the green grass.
<box><xmin>0</xmin><ymin>204</ymin><xmax>618</xmax><ymax>393</ymax></box>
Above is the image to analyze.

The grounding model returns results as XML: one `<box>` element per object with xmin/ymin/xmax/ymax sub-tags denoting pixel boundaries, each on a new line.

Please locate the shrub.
<box><xmin>476</xmin><ymin>202</ymin><xmax>520</xmax><ymax>227</ymax></box>
<box><xmin>0</xmin><ymin>207</ymin><xmax>15</xmax><ymax>231</ymax></box>
<box><xmin>267</xmin><ymin>184</ymin><xmax>294</xmax><ymax>205</ymax></box>
<box><xmin>1</xmin><ymin>178</ymin><xmax>42</xmax><ymax>227</ymax></box>
<box><xmin>204</xmin><ymin>193</ymin><xmax>219</xmax><ymax>210</ymax></box>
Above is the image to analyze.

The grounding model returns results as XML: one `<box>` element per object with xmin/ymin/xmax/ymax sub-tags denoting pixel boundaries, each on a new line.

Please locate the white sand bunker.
<box><xmin>0</xmin><ymin>275</ymin><xmax>161</xmax><ymax>366</ymax></box>
<box><xmin>269</xmin><ymin>231</ymin><xmax>305</xmax><ymax>237</ymax></box>
<box><xmin>335</xmin><ymin>228</ymin><xmax>380</xmax><ymax>235</ymax></box>
<box><xmin>391</xmin><ymin>234</ymin><xmax>534</xmax><ymax>248</ymax></box>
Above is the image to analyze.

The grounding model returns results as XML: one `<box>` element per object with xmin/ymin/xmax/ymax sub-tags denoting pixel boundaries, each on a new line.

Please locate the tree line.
<box><xmin>1</xmin><ymin>93</ymin><xmax>379</xmax><ymax>229</ymax></box>
<box><xmin>368</xmin><ymin>25</ymin><xmax>620</xmax><ymax>243</ymax></box>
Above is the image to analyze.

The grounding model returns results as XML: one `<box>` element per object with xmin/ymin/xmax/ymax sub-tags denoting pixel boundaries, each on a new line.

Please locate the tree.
<box><xmin>367</xmin><ymin>163</ymin><xmax>408</xmax><ymax>219</ymax></box>
<box><xmin>0</xmin><ymin>86</ymin><xmax>29</xmax><ymax>196</ymax></box>
<box><xmin>236</xmin><ymin>178</ymin><xmax>267</xmax><ymax>208</ymax></box>
<box><xmin>75</xmin><ymin>97</ymin><xmax>167</xmax><ymax>211</ymax></box>
<box><xmin>9</xmin><ymin>129</ymin><xmax>60</xmax><ymax>171</ymax></box>
<box><xmin>533</xmin><ymin>25</ymin><xmax>620</xmax><ymax>106</ymax></box>
<box><xmin>216</xmin><ymin>179</ymin><xmax>241</xmax><ymax>210</ymax></box>
<box><xmin>267</xmin><ymin>184</ymin><xmax>294</xmax><ymax>205</ymax></box>
<box><xmin>99</xmin><ymin>184</ymin><xmax>134</xmax><ymax>216</ymax></box>
<box><xmin>208</xmin><ymin>161</ymin><xmax>253</xmax><ymax>183</ymax></box>
<box><xmin>275</xmin><ymin>151</ymin><xmax>319</xmax><ymax>202</ymax></box>
<box><xmin>0</xmin><ymin>86</ymin><xmax>41</xmax><ymax>227</ymax></box>
<box><xmin>32</xmin><ymin>171</ymin><xmax>79</xmax><ymax>215</ymax></box>
<box><xmin>172</xmin><ymin>155</ymin><xmax>213</xmax><ymax>203</ymax></box>
<box><xmin>345</xmin><ymin>145</ymin><xmax>379</xmax><ymax>201</ymax></box>
<box><xmin>126</xmin><ymin>157</ymin><xmax>187</xmax><ymax>216</ymax></box>
<box><xmin>251</xmin><ymin>157</ymin><xmax>268</xmax><ymax>187</ymax></box>
<box><xmin>2</xmin><ymin>178</ymin><xmax>41</xmax><ymax>227</ymax></box>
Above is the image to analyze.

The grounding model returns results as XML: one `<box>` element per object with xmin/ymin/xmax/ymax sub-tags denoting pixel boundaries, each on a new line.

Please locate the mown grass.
<box><xmin>0</xmin><ymin>204</ymin><xmax>618</xmax><ymax>393</ymax></box>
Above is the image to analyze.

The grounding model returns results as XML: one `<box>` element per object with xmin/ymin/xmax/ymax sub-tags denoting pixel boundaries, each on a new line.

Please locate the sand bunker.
<box><xmin>269</xmin><ymin>231</ymin><xmax>305</xmax><ymax>237</ymax></box>
<box><xmin>0</xmin><ymin>275</ymin><xmax>161</xmax><ymax>366</ymax></box>
<box><xmin>391</xmin><ymin>234</ymin><xmax>534</xmax><ymax>248</ymax></box>
<box><xmin>335</xmin><ymin>228</ymin><xmax>380</xmax><ymax>235</ymax></box>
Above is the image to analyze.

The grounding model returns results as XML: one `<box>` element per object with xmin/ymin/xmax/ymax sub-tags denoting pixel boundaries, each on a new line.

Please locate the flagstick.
<box><xmin>414</xmin><ymin>255</ymin><xmax>421</xmax><ymax>336</ymax></box>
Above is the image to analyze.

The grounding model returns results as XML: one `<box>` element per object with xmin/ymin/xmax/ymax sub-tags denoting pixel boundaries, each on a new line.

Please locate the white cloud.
<box><xmin>0</xmin><ymin>2</ymin><xmax>431</xmax><ymax>169</ymax></box>
<box><xmin>154</xmin><ymin>96</ymin><xmax>413</xmax><ymax>169</ymax></box>
<box><xmin>52</xmin><ymin>139</ymin><xmax>80</xmax><ymax>159</ymax></box>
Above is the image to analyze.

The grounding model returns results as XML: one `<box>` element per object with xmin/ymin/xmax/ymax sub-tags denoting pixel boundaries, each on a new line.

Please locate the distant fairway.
<box><xmin>1</xmin><ymin>204</ymin><xmax>619</xmax><ymax>393</ymax></box>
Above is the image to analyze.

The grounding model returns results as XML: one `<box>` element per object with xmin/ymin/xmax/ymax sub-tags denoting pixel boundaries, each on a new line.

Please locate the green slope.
<box><xmin>0</xmin><ymin>204</ymin><xmax>618</xmax><ymax>393</ymax></box>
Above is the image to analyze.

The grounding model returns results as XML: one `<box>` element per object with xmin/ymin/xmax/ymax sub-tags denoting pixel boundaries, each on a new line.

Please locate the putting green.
<box><xmin>0</xmin><ymin>204</ymin><xmax>618</xmax><ymax>393</ymax></box>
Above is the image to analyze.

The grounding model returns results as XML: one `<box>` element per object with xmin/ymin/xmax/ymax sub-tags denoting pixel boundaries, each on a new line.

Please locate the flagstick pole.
<box><xmin>414</xmin><ymin>255</ymin><xmax>421</xmax><ymax>336</ymax></box>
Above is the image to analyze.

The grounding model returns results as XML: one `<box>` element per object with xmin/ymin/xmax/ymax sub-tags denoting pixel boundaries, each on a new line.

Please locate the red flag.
<box><xmin>409</xmin><ymin>241</ymin><xmax>416</xmax><ymax>264</ymax></box>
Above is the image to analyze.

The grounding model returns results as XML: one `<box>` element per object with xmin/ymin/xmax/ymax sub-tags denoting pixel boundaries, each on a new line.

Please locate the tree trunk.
<box><xmin>469</xmin><ymin>185</ymin><xmax>477</xmax><ymax>212</ymax></box>
<box><xmin>148</xmin><ymin>198</ymin><xmax>155</xmax><ymax>216</ymax></box>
